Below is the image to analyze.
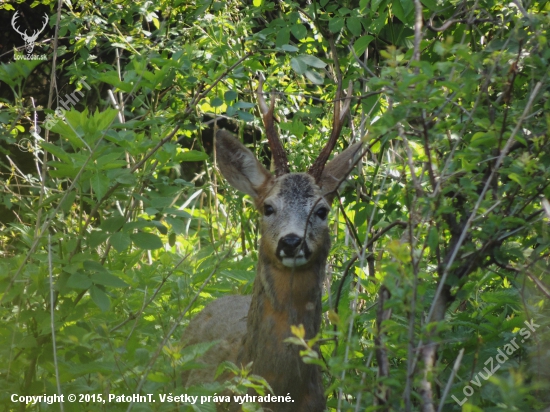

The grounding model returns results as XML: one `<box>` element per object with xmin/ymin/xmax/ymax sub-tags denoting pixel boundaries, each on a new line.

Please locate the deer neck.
<box><xmin>237</xmin><ymin>241</ymin><xmax>328</xmax><ymax>406</ymax></box>
<box><xmin>241</xmin><ymin>237</ymin><xmax>329</xmax><ymax>357</ymax></box>
<box><xmin>257</xmin><ymin>248</ymin><xmax>325</xmax><ymax>323</ymax></box>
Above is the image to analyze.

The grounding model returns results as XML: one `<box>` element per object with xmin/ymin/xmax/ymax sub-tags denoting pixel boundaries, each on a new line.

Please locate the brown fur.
<box><xmin>182</xmin><ymin>130</ymin><xmax>362</xmax><ymax>411</ymax></box>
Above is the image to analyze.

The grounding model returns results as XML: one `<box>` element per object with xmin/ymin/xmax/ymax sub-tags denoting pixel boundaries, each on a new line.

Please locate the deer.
<box><xmin>11</xmin><ymin>11</ymin><xmax>48</xmax><ymax>55</ymax></box>
<box><xmin>182</xmin><ymin>76</ymin><xmax>362</xmax><ymax>412</ymax></box>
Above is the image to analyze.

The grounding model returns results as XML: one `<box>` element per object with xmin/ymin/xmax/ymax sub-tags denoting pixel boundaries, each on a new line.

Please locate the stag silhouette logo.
<box><xmin>12</xmin><ymin>11</ymin><xmax>48</xmax><ymax>55</ymax></box>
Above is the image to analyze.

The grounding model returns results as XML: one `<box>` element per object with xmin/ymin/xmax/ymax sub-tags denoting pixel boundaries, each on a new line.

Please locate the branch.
<box><xmin>436</xmin><ymin>348</ymin><xmax>465</xmax><ymax>412</ymax></box>
<box><xmin>426</xmin><ymin>79</ymin><xmax>544</xmax><ymax>324</ymax></box>
<box><xmin>126</xmin><ymin>247</ymin><xmax>234</xmax><ymax>412</ymax></box>
<box><xmin>413</xmin><ymin>0</ymin><xmax>423</xmax><ymax>64</ymax></box>
<box><xmin>48</xmin><ymin>234</ymin><xmax>64</xmax><ymax>412</ymax></box>
<box><xmin>334</xmin><ymin>220</ymin><xmax>407</xmax><ymax>311</ymax></box>
<box><xmin>2</xmin><ymin>52</ymin><xmax>254</xmax><ymax>304</ymax></box>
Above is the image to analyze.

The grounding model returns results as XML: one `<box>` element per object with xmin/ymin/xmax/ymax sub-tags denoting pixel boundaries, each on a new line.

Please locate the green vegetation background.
<box><xmin>1</xmin><ymin>0</ymin><xmax>549</xmax><ymax>410</ymax></box>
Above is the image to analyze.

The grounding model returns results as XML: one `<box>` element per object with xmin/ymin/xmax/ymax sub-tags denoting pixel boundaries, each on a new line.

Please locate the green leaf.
<box><xmin>253</xmin><ymin>0</ymin><xmax>262</xmax><ymax>6</ymax></box>
<box><xmin>508</xmin><ymin>173</ymin><xmax>526</xmax><ymax>188</ymax></box>
<box><xmin>237</xmin><ymin>110</ymin><xmax>254</xmax><ymax>122</ymax></box>
<box><xmin>291</xmin><ymin>57</ymin><xmax>307</xmax><ymax>75</ymax></box>
<box><xmin>131</xmin><ymin>232</ymin><xmax>163</xmax><ymax>250</ymax></box>
<box><xmin>90</xmin><ymin>286</ymin><xmax>110</xmax><ymax>311</ymax></box>
<box><xmin>347</xmin><ymin>17</ymin><xmax>363</xmax><ymax>36</ymax></box>
<box><xmin>275</xmin><ymin>27</ymin><xmax>290</xmax><ymax>47</ymax></box>
<box><xmin>165</xmin><ymin>216</ymin><xmax>185</xmax><ymax>234</ymax></box>
<box><xmin>93</xmin><ymin>108</ymin><xmax>119</xmax><ymax>132</ymax></box>
<box><xmin>427</xmin><ymin>226</ymin><xmax>438</xmax><ymax>251</ymax></box>
<box><xmin>354</xmin><ymin>35</ymin><xmax>374</xmax><ymax>56</ymax></box>
<box><xmin>114</xmin><ymin>170</ymin><xmax>137</xmax><ymax>185</ymax></box>
<box><xmin>41</xmin><ymin>142</ymin><xmax>72</xmax><ymax>163</ymax></box>
<box><xmin>291</xmin><ymin>24</ymin><xmax>307</xmax><ymax>40</ymax></box>
<box><xmin>370</xmin><ymin>11</ymin><xmax>388</xmax><ymax>34</ymax></box>
<box><xmin>305</xmin><ymin>69</ymin><xmax>324</xmax><ymax>85</ymax></box>
<box><xmin>90</xmin><ymin>172</ymin><xmax>110</xmax><ymax>200</ymax></box>
<box><xmin>392</xmin><ymin>0</ymin><xmax>414</xmax><ymax>25</ymax></box>
<box><xmin>97</xmin><ymin>72</ymin><xmax>135</xmax><ymax>93</ymax></box>
<box><xmin>147</xmin><ymin>372</ymin><xmax>171</xmax><ymax>383</ymax></box>
<box><xmin>125</xmin><ymin>220</ymin><xmax>160</xmax><ymax>231</ymax></box>
<box><xmin>60</xmin><ymin>191</ymin><xmax>77</xmax><ymax>213</ymax></box>
<box><xmin>369</xmin><ymin>0</ymin><xmax>384</xmax><ymax>11</ymax></box>
<box><xmin>92</xmin><ymin>272</ymin><xmax>128</xmax><ymax>288</ymax></box>
<box><xmin>420</xmin><ymin>0</ymin><xmax>438</xmax><ymax>11</ymax></box>
<box><xmin>88</xmin><ymin>231</ymin><xmax>109</xmax><ymax>248</ymax></box>
<box><xmin>329</xmin><ymin>17</ymin><xmax>345</xmax><ymax>33</ymax></box>
<box><xmin>290</xmin><ymin>119</ymin><xmax>306</xmax><ymax>137</ymax></box>
<box><xmin>281</xmin><ymin>44</ymin><xmax>299</xmax><ymax>52</ymax></box>
<box><xmin>296</xmin><ymin>54</ymin><xmax>326</xmax><ymax>68</ymax></box>
<box><xmin>101</xmin><ymin>216</ymin><xmax>126</xmax><ymax>233</ymax></box>
<box><xmin>180</xmin><ymin>150</ymin><xmax>208</xmax><ymax>162</ymax></box>
<box><xmin>49</xmin><ymin>114</ymin><xmax>84</xmax><ymax>149</ymax></box>
<box><xmin>67</xmin><ymin>272</ymin><xmax>92</xmax><ymax>289</ymax></box>
<box><xmin>110</xmin><ymin>232</ymin><xmax>131</xmax><ymax>252</ymax></box>
<box><xmin>224</xmin><ymin>90</ymin><xmax>238</xmax><ymax>102</ymax></box>
<box><xmin>83</xmin><ymin>260</ymin><xmax>108</xmax><ymax>273</ymax></box>
<box><xmin>471</xmin><ymin>131</ymin><xmax>496</xmax><ymax>147</ymax></box>
<box><xmin>211</xmin><ymin>97</ymin><xmax>223</xmax><ymax>107</ymax></box>
<box><xmin>150</xmin><ymin>220</ymin><xmax>168</xmax><ymax>235</ymax></box>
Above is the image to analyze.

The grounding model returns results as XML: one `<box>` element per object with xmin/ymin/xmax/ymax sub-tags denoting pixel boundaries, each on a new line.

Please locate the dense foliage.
<box><xmin>1</xmin><ymin>0</ymin><xmax>549</xmax><ymax>411</ymax></box>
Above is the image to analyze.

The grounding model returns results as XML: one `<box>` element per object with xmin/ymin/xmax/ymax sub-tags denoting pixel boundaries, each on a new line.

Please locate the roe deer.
<box><xmin>182</xmin><ymin>77</ymin><xmax>362</xmax><ymax>412</ymax></box>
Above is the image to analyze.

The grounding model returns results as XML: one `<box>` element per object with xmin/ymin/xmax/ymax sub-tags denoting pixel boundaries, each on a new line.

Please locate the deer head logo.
<box><xmin>11</xmin><ymin>11</ymin><xmax>48</xmax><ymax>55</ymax></box>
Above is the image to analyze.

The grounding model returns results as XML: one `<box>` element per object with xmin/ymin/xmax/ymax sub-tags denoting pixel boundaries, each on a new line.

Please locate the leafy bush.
<box><xmin>1</xmin><ymin>0</ymin><xmax>549</xmax><ymax>411</ymax></box>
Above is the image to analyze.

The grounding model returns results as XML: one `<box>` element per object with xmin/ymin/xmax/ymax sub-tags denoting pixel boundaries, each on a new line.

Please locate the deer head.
<box><xmin>12</xmin><ymin>11</ymin><xmax>48</xmax><ymax>55</ymax></box>
<box><xmin>216</xmin><ymin>75</ymin><xmax>360</xmax><ymax>270</ymax></box>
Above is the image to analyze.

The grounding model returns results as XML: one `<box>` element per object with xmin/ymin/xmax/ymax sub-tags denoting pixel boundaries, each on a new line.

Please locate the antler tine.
<box><xmin>40</xmin><ymin>13</ymin><xmax>48</xmax><ymax>31</ymax></box>
<box><xmin>11</xmin><ymin>12</ymin><xmax>26</xmax><ymax>37</ymax></box>
<box><xmin>257</xmin><ymin>73</ymin><xmax>289</xmax><ymax>176</ymax></box>
<box><xmin>308</xmin><ymin>80</ymin><xmax>353</xmax><ymax>182</ymax></box>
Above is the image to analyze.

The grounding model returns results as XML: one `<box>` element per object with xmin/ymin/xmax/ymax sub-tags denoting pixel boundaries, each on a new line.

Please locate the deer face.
<box><xmin>23</xmin><ymin>37</ymin><xmax>36</xmax><ymax>54</ymax></box>
<box><xmin>216</xmin><ymin>130</ymin><xmax>361</xmax><ymax>269</ymax></box>
<box><xmin>259</xmin><ymin>173</ymin><xmax>330</xmax><ymax>268</ymax></box>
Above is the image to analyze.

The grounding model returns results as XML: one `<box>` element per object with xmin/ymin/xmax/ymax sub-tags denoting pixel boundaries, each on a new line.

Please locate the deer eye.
<box><xmin>315</xmin><ymin>207</ymin><xmax>328</xmax><ymax>220</ymax></box>
<box><xmin>264</xmin><ymin>204</ymin><xmax>275</xmax><ymax>216</ymax></box>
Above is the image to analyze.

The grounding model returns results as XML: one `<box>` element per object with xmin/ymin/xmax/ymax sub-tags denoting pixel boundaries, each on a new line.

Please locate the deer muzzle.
<box><xmin>277</xmin><ymin>234</ymin><xmax>310</xmax><ymax>267</ymax></box>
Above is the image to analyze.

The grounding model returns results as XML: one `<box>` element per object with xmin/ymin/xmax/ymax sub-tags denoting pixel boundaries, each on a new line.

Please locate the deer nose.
<box><xmin>278</xmin><ymin>234</ymin><xmax>303</xmax><ymax>257</ymax></box>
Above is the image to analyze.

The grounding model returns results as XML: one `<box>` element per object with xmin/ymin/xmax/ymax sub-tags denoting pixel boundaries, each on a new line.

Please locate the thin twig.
<box><xmin>48</xmin><ymin>235</ymin><xmax>64</xmax><ymax>412</ymax></box>
<box><xmin>334</xmin><ymin>220</ymin><xmax>407</xmax><ymax>311</ymax></box>
<box><xmin>126</xmin><ymin>247</ymin><xmax>234</xmax><ymax>412</ymax></box>
<box><xmin>426</xmin><ymin>80</ymin><xmax>544</xmax><ymax>325</ymax></box>
<box><xmin>510</xmin><ymin>0</ymin><xmax>530</xmax><ymax>18</ymax></box>
<box><xmin>110</xmin><ymin>252</ymin><xmax>192</xmax><ymax>333</ymax></box>
<box><xmin>34</xmin><ymin>0</ymin><xmax>63</xmax><ymax>240</ymax></box>
<box><xmin>2</xmin><ymin>50</ymin><xmax>254</xmax><ymax>301</ymax></box>
<box><xmin>413</xmin><ymin>0</ymin><xmax>423</xmax><ymax>64</ymax></box>
<box><xmin>436</xmin><ymin>348</ymin><xmax>464</xmax><ymax>412</ymax></box>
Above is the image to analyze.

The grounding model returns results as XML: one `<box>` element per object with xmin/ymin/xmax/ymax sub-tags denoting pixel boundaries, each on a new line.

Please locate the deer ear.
<box><xmin>319</xmin><ymin>142</ymin><xmax>363</xmax><ymax>202</ymax></box>
<box><xmin>216</xmin><ymin>130</ymin><xmax>273</xmax><ymax>198</ymax></box>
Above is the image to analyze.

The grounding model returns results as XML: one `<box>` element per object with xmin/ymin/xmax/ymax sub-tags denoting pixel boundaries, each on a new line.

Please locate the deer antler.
<box><xmin>11</xmin><ymin>11</ymin><xmax>27</xmax><ymax>38</ymax></box>
<box><xmin>308</xmin><ymin>80</ymin><xmax>353</xmax><ymax>183</ymax></box>
<box><xmin>30</xmin><ymin>13</ymin><xmax>49</xmax><ymax>41</ymax></box>
<box><xmin>257</xmin><ymin>73</ymin><xmax>289</xmax><ymax>176</ymax></box>
<box><xmin>11</xmin><ymin>12</ymin><xmax>48</xmax><ymax>40</ymax></box>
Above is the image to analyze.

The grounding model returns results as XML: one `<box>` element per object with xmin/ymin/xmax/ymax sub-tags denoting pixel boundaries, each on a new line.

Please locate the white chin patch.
<box><xmin>281</xmin><ymin>257</ymin><xmax>308</xmax><ymax>267</ymax></box>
